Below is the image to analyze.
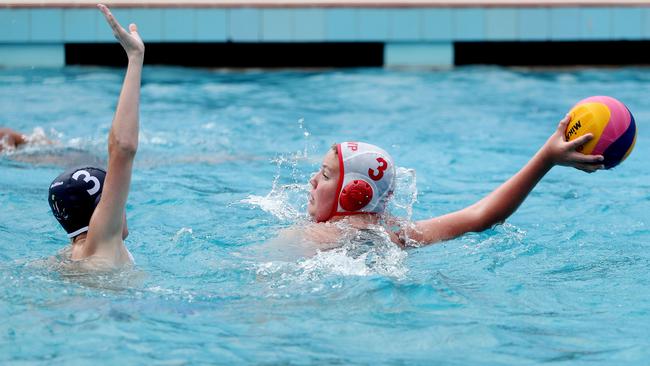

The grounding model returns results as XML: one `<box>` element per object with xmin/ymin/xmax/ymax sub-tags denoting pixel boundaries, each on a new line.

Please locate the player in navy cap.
<box><xmin>49</xmin><ymin>166</ymin><xmax>107</xmax><ymax>238</ymax></box>
<box><xmin>46</xmin><ymin>4</ymin><xmax>143</xmax><ymax>269</ymax></box>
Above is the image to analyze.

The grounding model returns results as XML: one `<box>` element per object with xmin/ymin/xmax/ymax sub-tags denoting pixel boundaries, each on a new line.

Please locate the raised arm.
<box><xmin>405</xmin><ymin>114</ymin><xmax>605</xmax><ymax>245</ymax></box>
<box><xmin>84</xmin><ymin>4</ymin><xmax>144</xmax><ymax>256</ymax></box>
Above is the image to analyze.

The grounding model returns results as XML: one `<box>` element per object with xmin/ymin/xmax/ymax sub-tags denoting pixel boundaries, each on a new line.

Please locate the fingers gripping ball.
<box><xmin>566</xmin><ymin>96</ymin><xmax>637</xmax><ymax>169</ymax></box>
<box><xmin>339</xmin><ymin>180</ymin><xmax>373</xmax><ymax>212</ymax></box>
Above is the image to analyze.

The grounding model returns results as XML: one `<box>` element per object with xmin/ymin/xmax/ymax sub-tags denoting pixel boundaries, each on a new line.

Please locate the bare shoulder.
<box><xmin>303</xmin><ymin>222</ymin><xmax>344</xmax><ymax>247</ymax></box>
<box><xmin>72</xmin><ymin>237</ymin><xmax>134</xmax><ymax>269</ymax></box>
<box><xmin>264</xmin><ymin>224</ymin><xmax>343</xmax><ymax>257</ymax></box>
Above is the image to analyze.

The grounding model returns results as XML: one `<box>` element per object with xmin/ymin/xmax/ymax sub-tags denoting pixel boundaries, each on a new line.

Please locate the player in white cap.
<box><xmin>308</xmin><ymin>119</ymin><xmax>604</xmax><ymax>247</ymax></box>
<box><xmin>308</xmin><ymin>142</ymin><xmax>395</xmax><ymax>223</ymax></box>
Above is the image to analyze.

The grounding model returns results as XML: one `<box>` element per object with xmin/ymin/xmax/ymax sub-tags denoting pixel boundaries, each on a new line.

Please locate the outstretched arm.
<box><xmin>85</xmin><ymin>4</ymin><xmax>144</xmax><ymax>257</ymax></box>
<box><xmin>405</xmin><ymin>114</ymin><xmax>605</xmax><ymax>245</ymax></box>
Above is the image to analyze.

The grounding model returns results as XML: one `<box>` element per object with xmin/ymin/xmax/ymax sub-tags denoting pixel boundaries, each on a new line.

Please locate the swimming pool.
<box><xmin>1</xmin><ymin>66</ymin><xmax>649</xmax><ymax>364</ymax></box>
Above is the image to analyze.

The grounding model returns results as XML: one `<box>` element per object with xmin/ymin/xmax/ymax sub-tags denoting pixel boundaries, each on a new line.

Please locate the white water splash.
<box><xmin>172</xmin><ymin>227</ymin><xmax>194</xmax><ymax>242</ymax></box>
<box><xmin>389</xmin><ymin>167</ymin><xmax>418</xmax><ymax>222</ymax></box>
<box><xmin>255</xmin><ymin>224</ymin><xmax>408</xmax><ymax>282</ymax></box>
<box><xmin>23</xmin><ymin>127</ymin><xmax>51</xmax><ymax>146</ymax></box>
<box><xmin>241</xmin><ymin>122</ymin><xmax>317</xmax><ymax>222</ymax></box>
<box><xmin>242</xmin><ymin>183</ymin><xmax>308</xmax><ymax>222</ymax></box>
<box><xmin>298</xmin><ymin>117</ymin><xmax>310</xmax><ymax>137</ymax></box>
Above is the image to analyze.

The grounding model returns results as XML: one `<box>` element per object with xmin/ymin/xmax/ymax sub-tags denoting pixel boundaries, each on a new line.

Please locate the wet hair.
<box><xmin>331</xmin><ymin>143</ymin><xmax>338</xmax><ymax>155</ymax></box>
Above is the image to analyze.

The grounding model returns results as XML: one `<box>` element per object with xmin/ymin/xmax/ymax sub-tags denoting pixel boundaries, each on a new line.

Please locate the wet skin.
<box><xmin>308</xmin><ymin>149</ymin><xmax>340</xmax><ymax>223</ymax></box>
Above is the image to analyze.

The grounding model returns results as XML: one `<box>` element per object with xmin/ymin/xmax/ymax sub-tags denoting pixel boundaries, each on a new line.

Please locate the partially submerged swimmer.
<box><xmin>1</xmin><ymin>125</ymin><xmax>101</xmax><ymax>168</ymax></box>
<box><xmin>0</xmin><ymin>128</ymin><xmax>26</xmax><ymax>151</ymax></box>
<box><xmin>306</xmin><ymin>115</ymin><xmax>605</xmax><ymax>247</ymax></box>
<box><xmin>46</xmin><ymin>4</ymin><xmax>143</xmax><ymax>271</ymax></box>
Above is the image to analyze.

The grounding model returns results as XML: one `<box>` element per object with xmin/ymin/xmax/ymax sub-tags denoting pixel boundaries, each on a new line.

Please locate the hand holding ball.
<box><xmin>565</xmin><ymin>96</ymin><xmax>636</xmax><ymax>169</ymax></box>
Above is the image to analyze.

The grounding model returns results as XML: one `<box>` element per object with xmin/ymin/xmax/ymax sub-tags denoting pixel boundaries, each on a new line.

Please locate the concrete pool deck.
<box><xmin>2</xmin><ymin>0</ymin><xmax>650</xmax><ymax>67</ymax></box>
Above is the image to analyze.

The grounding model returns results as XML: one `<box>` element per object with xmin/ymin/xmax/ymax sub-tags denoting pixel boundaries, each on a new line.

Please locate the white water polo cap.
<box><xmin>330</xmin><ymin>142</ymin><xmax>396</xmax><ymax>219</ymax></box>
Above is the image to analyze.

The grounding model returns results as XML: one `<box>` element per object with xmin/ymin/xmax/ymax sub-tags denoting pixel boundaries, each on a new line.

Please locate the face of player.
<box><xmin>308</xmin><ymin>149</ymin><xmax>340</xmax><ymax>222</ymax></box>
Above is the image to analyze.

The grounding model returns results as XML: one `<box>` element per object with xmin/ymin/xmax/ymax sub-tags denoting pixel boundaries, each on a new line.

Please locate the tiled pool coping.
<box><xmin>2</xmin><ymin>1</ymin><xmax>650</xmax><ymax>8</ymax></box>
<box><xmin>2</xmin><ymin>1</ymin><xmax>650</xmax><ymax>67</ymax></box>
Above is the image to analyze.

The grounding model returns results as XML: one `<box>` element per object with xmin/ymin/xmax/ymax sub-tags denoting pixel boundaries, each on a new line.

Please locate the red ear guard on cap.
<box><xmin>324</xmin><ymin>142</ymin><xmax>395</xmax><ymax>222</ymax></box>
<box><xmin>339</xmin><ymin>180</ymin><xmax>373</xmax><ymax>211</ymax></box>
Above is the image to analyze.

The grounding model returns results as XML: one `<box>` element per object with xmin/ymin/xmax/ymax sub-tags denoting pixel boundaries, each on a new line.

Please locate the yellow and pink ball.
<box><xmin>565</xmin><ymin>96</ymin><xmax>637</xmax><ymax>169</ymax></box>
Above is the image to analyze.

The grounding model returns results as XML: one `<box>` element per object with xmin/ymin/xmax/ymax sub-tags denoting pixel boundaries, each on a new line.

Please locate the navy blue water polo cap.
<box><xmin>48</xmin><ymin>166</ymin><xmax>106</xmax><ymax>238</ymax></box>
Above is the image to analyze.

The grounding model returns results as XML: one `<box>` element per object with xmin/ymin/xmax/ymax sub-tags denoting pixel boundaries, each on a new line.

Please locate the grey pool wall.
<box><xmin>2</xmin><ymin>1</ymin><xmax>650</xmax><ymax>68</ymax></box>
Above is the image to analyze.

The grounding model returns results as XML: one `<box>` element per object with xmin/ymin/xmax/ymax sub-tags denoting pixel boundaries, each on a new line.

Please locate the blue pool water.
<box><xmin>1</xmin><ymin>66</ymin><xmax>649</xmax><ymax>364</ymax></box>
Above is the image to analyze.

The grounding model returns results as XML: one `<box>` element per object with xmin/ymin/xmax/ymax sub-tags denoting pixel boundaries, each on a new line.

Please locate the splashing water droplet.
<box><xmin>389</xmin><ymin>167</ymin><xmax>418</xmax><ymax>222</ymax></box>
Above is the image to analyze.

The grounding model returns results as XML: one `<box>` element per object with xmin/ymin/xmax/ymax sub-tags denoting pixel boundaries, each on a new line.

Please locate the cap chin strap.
<box><xmin>332</xmin><ymin>211</ymin><xmax>377</xmax><ymax>220</ymax></box>
<box><xmin>67</xmin><ymin>226</ymin><xmax>89</xmax><ymax>238</ymax></box>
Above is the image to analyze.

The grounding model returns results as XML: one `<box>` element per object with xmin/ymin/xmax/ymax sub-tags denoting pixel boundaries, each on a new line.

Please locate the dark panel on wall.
<box><xmin>65</xmin><ymin>43</ymin><xmax>384</xmax><ymax>68</ymax></box>
<box><xmin>455</xmin><ymin>41</ymin><xmax>650</xmax><ymax>66</ymax></box>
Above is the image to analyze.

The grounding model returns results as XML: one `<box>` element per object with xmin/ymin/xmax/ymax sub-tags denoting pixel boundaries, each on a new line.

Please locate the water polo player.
<box><xmin>47</xmin><ymin>4</ymin><xmax>143</xmax><ymax>269</ymax></box>
<box><xmin>308</xmin><ymin>114</ymin><xmax>605</xmax><ymax>246</ymax></box>
<box><xmin>0</xmin><ymin>128</ymin><xmax>26</xmax><ymax>151</ymax></box>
